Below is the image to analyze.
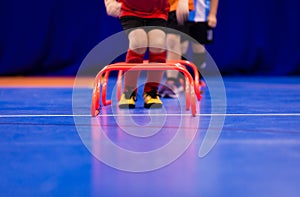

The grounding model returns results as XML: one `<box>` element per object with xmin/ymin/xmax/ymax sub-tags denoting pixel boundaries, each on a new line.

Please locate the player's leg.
<box><xmin>192</xmin><ymin>42</ymin><xmax>206</xmax><ymax>70</ymax></box>
<box><xmin>160</xmin><ymin>11</ymin><xmax>185</xmax><ymax>98</ymax></box>
<box><xmin>162</xmin><ymin>33</ymin><xmax>184</xmax><ymax>98</ymax></box>
<box><xmin>144</xmin><ymin>28</ymin><xmax>166</xmax><ymax>108</ymax></box>
<box><xmin>119</xmin><ymin>17</ymin><xmax>148</xmax><ymax>108</ymax></box>
<box><xmin>176</xmin><ymin>39</ymin><xmax>189</xmax><ymax>90</ymax></box>
<box><xmin>189</xmin><ymin>22</ymin><xmax>213</xmax><ymax>90</ymax></box>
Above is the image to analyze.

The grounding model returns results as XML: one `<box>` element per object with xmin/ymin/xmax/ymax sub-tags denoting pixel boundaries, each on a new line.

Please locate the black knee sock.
<box><xmin>193</xmin><ymin>52</ymin><xmax>206</xmax><ymax>69</ymax></box>
<box><xmin>181</xmin><ymin>54</ymin><xmax>188</xmax><ymax>60</ymax></box>
<box><xmin>193</xmin><ymin>52</ymin><xmax>206</xmax><ymax>79</ymax></box>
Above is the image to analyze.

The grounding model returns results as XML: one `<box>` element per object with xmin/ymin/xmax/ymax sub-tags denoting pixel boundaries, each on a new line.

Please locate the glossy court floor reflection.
<box><xmin>0</xmin><ymin>76</ymin><xmax>300</xmax><ymax>196</ymax></box>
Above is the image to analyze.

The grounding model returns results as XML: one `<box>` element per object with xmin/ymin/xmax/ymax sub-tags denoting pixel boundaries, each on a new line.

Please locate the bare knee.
<box><xmin>128</xmin><ymin>29</ymin><xmax>148</xmax><ymax>54</ymax></box>
<box><xmin>192</xmin><ymin>42</ymin><xmax>206</xmax><ymax>53</ymax></box>
<box><xmin>148</xmin><ymin>29</ymin><xmax>166</xmax><ymax>53</ymax></box>
<box><xmin>166</xmin><ymin>33</ymin><xmax>181</xmax><ymax>54</ymax></box>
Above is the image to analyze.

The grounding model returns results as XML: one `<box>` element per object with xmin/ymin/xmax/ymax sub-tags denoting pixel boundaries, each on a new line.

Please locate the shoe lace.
<box><xmin>146</xmin><ymin>89</ymin><xmax>160</xmax><ymax>99</ymax></box>
<box><xmin>124</xmin><ymin>87</ymin><xmax>137</xmax><ymax>100</ymax></box>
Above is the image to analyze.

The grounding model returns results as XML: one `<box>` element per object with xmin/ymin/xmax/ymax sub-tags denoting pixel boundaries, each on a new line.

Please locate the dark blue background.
<box><xmin>0</xmin><ymin>0</ymin><xmax>299</xmax><ymax>76</ymax></box>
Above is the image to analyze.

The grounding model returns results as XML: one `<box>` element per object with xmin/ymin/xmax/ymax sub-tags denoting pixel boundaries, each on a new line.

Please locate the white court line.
<box><xmin>0</xmin><ymin>113</ymin><xmax>300</xmax><ymax>118</ymax></box>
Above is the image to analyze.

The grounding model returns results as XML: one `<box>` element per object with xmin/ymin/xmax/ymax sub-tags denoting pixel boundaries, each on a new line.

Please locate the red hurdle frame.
<box><xmin>116</xmin><ymin>60</ymin><xmax>203</xmax><ymax>101</ymax></box>
<box><xmin>91</xmin><ymin>62</ymin><xmax>198</xmax><ymax>117</ymax></box>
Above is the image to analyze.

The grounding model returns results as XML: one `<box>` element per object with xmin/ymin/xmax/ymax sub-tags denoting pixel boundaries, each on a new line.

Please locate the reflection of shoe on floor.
<box><xmin>159</xmin><ymin>78</ymin><xmax>182</xmax><ymax>98</ymax></box>
<box><xmin>118</xmin><ymin>87</ymin><xmax>137</xmax><ymax>109</ymax></box>
<box><xmin>144</xmin><ymin>89</ymin><xmax>162</xmax><ymax>109</ymax></box>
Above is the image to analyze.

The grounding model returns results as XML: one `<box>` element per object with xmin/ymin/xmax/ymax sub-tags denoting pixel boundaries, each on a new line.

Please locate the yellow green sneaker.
<box><xmin>143</xmin><ymin>89</ymin><xmax>162</xmax><ymax>109</ymax></box>
<box><xmin>118</xmin><ymin>87</ymin><xmax>137</xmax><ymax>109</ymax></box>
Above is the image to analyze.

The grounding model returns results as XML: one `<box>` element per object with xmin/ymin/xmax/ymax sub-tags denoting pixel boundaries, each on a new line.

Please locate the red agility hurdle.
<box><xmin>167</xmin><ymin>60</ymin><xmax>204</xmax><ymax>101</ymax></box>
<box><xmin>91</xmin><ymin>62</ymin><xmax>198</xmax><ymax>117</ymax></box>
<box><xmin>116</xmin><ymin>60</ymin><xmax>203</xmax><ymax>101</ymax></box>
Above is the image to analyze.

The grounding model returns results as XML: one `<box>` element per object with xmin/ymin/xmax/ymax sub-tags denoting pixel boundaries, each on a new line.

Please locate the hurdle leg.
<box><xmin>91</xmin><ymin>78</ymin><xmax>101</xmax><ymax>117</ymax></box>
<box><xmin>117</xmin><ymin>70</ymin><xmax>123</xmax><ymax>101</ymax></box>
<box><xmin>185</xmin><ymin>75</ymin><xmax>190</xmax><ymax>110</ymax></box>
<box><xmin>101</xmin><ymin>70</ymin><xmax>112</xmax><ymax>106</ymax></box>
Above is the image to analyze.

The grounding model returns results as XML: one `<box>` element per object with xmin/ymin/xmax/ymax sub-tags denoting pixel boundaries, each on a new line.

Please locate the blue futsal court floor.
<box><xmin>0</xmin><ymin>76</ymin><xmax>300</xmax><ymax>197</ymax></box>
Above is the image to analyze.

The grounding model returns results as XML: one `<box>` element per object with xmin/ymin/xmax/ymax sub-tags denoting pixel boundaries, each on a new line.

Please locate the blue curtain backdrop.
<box><xmin>0</xmin><ymin>0</ymin><xmax>299</xmax><ymax>76</ymax></box>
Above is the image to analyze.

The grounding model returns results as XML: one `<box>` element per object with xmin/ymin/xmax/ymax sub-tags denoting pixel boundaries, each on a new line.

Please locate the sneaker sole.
<box><xmin>159</xmin><ymin>90</ymin><xmax>177</xmax><ymax>99</ymax></box>
<box><xmin>119</xmin><ymin>104</ymin><xmax>135</xmax><ymax>109</ymax></box>
<box><xmin>161</xmin><ymin>94</ymin><xmax>177</xmax><ymax>99</ymax></box>
<box><xmin>144</xmin><ymin>103</ymin><xmax>162</xmax><ymax>109</ymax></box>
